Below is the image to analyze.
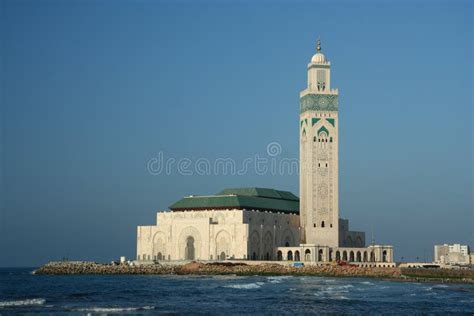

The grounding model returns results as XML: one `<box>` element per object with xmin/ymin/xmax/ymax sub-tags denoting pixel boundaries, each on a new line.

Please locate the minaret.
<box><xmin>299</xmin><ymin>38</ymin><xmax>339</xmax><ymax>247</ymax></box>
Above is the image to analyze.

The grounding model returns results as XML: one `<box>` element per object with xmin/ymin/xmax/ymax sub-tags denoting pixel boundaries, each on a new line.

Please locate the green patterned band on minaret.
<box><xmin>300</xmin><ymin>93</ymin><xmax>338</xmax><ymax>113</ymax></box>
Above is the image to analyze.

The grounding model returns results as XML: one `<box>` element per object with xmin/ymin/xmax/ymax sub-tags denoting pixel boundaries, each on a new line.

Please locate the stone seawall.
<box><xmin>34</xmin><ymin>261</ymin><xmax>474</xmax><ymax>283</ymax></box>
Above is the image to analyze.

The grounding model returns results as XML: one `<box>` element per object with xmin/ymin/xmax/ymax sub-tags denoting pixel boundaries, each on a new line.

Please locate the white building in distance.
<box><xmin>136</xmin><ymin>39</ymin><xmax>394</xmax><ymax>266</ymax></box>
<box><xmin>434</xmin><ymin>244</ymin><xmax>470</xmax><ymax>266</ymax></box>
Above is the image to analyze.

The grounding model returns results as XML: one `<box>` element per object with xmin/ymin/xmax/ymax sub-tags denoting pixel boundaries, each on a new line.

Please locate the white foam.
<box><xmin>326</xmin><ymin>284</ymin><xmax>353</xmax><ymax>291</ymax></box>
<box><xmin>0</xmin><ymin>298</ymin><xmax>46</xmax><ymax>307</ymax></box>
<box><xmin>76</xmin><ymin>306</ymin><xmax>155</xmax><ymax>313</ymax></box>
<box><xmin>225</xmin><ymin>282</ymin><xmax>265</xmax><ymax>289</ymax></box>
<box><xmin>267</xmin><ymin>276</ymin><xmax>292</xmax><ymax>284</ymax></box>
<box><xmin>360</xmin><ymin>281</ymin><xmax>374</xmax><ymax>285</ymax></box>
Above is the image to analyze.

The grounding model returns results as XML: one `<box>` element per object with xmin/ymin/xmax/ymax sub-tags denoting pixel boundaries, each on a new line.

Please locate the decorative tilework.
<box><xmin>300</xmin><ymin>94</ymin><xmax>338</xmax><ymax>113</ymax></box>
<box><xmin>326</xmin><ymin>118</ymin><xmax>335</xmax><ymax>127</ymax></box>
<box><xmin>317</xmin><ymin>126</ymin><xmax>329</xmax><ymax>136</ymax></box>
<box><xmin>312</xmin><ymin>118</ymin><xmax>320</xmax><ymax>126</ymax></box>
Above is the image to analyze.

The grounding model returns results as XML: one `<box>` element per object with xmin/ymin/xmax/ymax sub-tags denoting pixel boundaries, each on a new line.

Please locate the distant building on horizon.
<box><xmin>136</xmin><ymin>39</ymin><xmax>394</xmax><ymax>265</ymax></box>
<box><xmin>434</xmin><ymin>243</ymin><xmax>470</xmax><ymax>266</ymax></box>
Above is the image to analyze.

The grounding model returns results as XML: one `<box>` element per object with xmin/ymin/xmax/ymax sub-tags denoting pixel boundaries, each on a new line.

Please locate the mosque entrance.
<box><xmin>185</xmin><ymin>236</ymin><xmax>195</xmax><ymax>260</ymax></box>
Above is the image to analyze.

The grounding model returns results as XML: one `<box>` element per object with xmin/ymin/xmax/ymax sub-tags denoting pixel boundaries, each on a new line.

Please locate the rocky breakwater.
<box><xmin>175</xmin><ymin>262</ymin><xmax>402</xmax><ymax>279</ymax></box>
<box><xmin>35</xmin><ymin>261</ymin><xmax>474</xmax><ymax>283</ymax></box>
<box><xmin>34</xmin><ymin>261</ymin><xmax>175</xmax><ymax>275</ymax></box>
<box><xmin>35</xmin><ymin>261</ymin><xmax>401</xmax><ymax>279</ymax></box>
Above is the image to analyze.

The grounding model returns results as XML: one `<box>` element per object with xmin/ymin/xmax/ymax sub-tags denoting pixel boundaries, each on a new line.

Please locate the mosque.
<box><xmin>136</xmin><ymin>40</ymin><xmax>394</xmax><ymax>266</ymax></box>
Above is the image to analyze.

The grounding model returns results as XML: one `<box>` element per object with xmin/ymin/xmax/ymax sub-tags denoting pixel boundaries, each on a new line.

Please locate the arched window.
<box><xmin>383</xmin><ymin>250</ymin><xmax>388</xmax><ymax>262</ymax></box>
<box><xmin>318</xmin><ymin>249</ymin><xmax>323</xmax><ymax>261</ymax></box>
<box><xmin>321</xmin><ymin>221</ymin><xmax>325</xmax><ymax>228</ymax></box>
<box><xmin>287</xmin><ymin>251</ymin><xmax>293</xmax><ymax>261</ymax></box>
<box><xmin>277</xmin><ymin>251</ymin><xmax>283</xmax><ymax>261</ymax></box>
<box><xmin>295</xmin><ymin>251</ymin><xmax>300</xmax><ymax>261</ymax></box>
<box><xmin>305</xmin><ymin>249</ymin><xmax>311</xmax><ymax>261</ymax></box>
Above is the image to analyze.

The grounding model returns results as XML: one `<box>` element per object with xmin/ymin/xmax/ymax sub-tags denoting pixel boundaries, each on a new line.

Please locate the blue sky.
<box><xmin>1</xmin><ymin>0</ymin><xmax>472</xmax><ymax>266</ymax></box>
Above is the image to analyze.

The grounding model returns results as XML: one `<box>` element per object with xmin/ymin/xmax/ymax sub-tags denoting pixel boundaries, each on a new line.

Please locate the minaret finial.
<box><xmin>317</xmin><ymin>36</ymin><xmax>321</xmax><ymax>52</ymax></box>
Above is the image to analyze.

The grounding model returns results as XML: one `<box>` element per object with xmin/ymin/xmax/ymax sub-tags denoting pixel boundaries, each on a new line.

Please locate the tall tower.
<box><xmin>299</xmin><ymin>39</ymin><xmax>339</xmax><ymax>247</ymax></box>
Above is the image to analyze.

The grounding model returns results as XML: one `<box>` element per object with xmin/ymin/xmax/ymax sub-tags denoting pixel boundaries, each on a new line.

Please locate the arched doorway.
<box><xmin>342</xmin><ymin>251</ymin><xmax>348</xmax><ymax>261</ymax></box>
<box><xmin>318</xmin><ymin>249</ymin><xmax>323</xmax><ymax>261</ymax></box>
<box><xmin>287</xmin><ymin>251</ymin><xmax>293</xmax><ymax>261</ymax></box>
<box><xmin>370</xmin><ymin>251</ymin><xmax>375</xmax><ymax>262</ymax></box>
<box><xmin>219</xmin><ymin>251</ymin><xmax>226</xmax><ymax>260</ymax></box>
<box><xmin>277</xmin><ymin>251</ymin><xmax>283</xmax><ymax>261</ymax></box>
<box><xmin>336</xmin><ymin>251</ymin><xmax>341</xmax><ymax>261</ymax></box>
<box><xmin>157</xmin><ymin>252</ymin><xmax>163</xmax><ymax>260</ymax></box>
<box><xmin>349</xmin><ymin>251</ymin><xmax>354</xmax><ymax>262</ymax></box>
<box><xmin>295</xmin><ymin>251</ymin><xmax>300</xmax><ymax>261</ymax></box>
<box><xmin>356</xmin><ymin>251</ymin><xmax>361</xmax><ymax>262</ymax></box>
<box><xmin>305</xmin><ymin>249</ymin><xmax>311</xmax><ymax>261</ymax></box>
<box><xmin>363</xmin><ymin>251</ymin><xmax>368</xmax><ymax>262</ymax></box>
<box><xmin>185</xmin><ymin>236</ymin><xmax>195</xmax><ymax>260</ymax></box>
<box><xmin>383</xmin><ymin>250</ymin><xmax>387</xmax><ymax>262</ymax></box>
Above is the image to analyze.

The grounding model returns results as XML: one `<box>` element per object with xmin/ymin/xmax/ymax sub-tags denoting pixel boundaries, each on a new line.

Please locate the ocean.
<box><xmin>0</xmin><ymin>268</ymin><xmax>473</xmax><ymax>314</ymax></box>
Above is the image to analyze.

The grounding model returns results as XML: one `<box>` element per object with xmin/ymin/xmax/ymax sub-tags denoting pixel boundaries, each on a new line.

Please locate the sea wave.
<box><xmin>0</xmin><ymin>298</ymin><xmax>46</xmax><ymax>307</ymax></box>
<box><xmin>267</xmin><ymin>276</ymin><xmax>292</xmax><ymax>284</ymax></box>
<box><xmin>326</xmin><ymin>284</ymin><xmax>354</xmax><ymax>291</ymax></box>
<box><xmin>225</xmin><ymin>282</ymin><xmax>265</xmax><ymax>289</ymax></box>
<box><xmin>75</xmin><ymin>306</ymin><xmax>155</xmax><ymax>313</ymax></box>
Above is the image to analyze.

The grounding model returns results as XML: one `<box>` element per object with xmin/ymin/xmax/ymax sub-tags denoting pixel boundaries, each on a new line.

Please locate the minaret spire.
<box><xmin>316</xmin><ymin>37</ymin><xmax>321</xmax><ymax>52</ymax></box>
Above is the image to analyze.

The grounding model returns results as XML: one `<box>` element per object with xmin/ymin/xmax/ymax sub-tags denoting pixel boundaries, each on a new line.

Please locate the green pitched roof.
<box><xmin>169</xmin><ymin>187</ymin><xmax>299</xmax><ymax>214</ymax></box>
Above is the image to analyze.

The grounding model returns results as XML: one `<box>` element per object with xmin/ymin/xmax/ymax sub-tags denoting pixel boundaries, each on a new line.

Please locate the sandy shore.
<box><xmin>33</xmin><ymin>261</ymin><xmax>474</xmax><ymax>284</ymax></box>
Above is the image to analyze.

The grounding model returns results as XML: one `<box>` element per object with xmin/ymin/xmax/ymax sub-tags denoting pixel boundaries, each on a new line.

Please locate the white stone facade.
<box><xmin>137</xmin><ymin>209</ymin><xmax>299</xmax><ymax>261</ymax></box>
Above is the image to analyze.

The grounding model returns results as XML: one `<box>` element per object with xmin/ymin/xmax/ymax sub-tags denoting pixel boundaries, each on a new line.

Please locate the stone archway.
<box><xmin>295</xmin><ymin>250</ymin><xmax>300</xmax><ymax>261</ymax></box>
<box><xmin>281</xmin><ymin>230</ymin><xmax>294</xmax><ymax>247</ymax></box>
<box><xmin>185</xmin><ymin>236</ymin><xmax>195</xmax><ymax>260</ymax></box>
<box><xmin>152</xmin><ymin>231</ymin><xmax>166</xmax><ymax>261</ymax></box>
<box><xmin>249</xmin><ymin>231</ymin><xmax>260</xmax><ymax>260</ymax></box>
<box><xmin>277</xmin><ymin>251</ymin><xmax>283</xmax><ymax>261</ymax></box>
<box><xmin>305</xmin><ymin>249</ymin><xmax>311</xmax><ymax>261</ymax></box>
<box><xmin>318</xmin><ymin>249</ymin><xmax>323</xmax><ymax>261</ymax></box>
<box><xmin>178</xmin><ymin>226</ymin><xmax>202</xmax><ymax>260</ymax></box>
<box><xmin>263</xmin><ymin>231</ymin><xmax>274</xmax><ymax>261</ymax></box>
<box><xmin>287</xmin><ymin>251</ymin><xmax>293</xmax><ymax>261</ymax></box>
<box><xmin>215</xmin><ymin>230</ymin><xmax>231</xmax><ymax>261</ymax></box>
<box><xmin>346</xmin><ymin>236</ymin><xmax>353</xmax><ymax>247</ymax></box>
